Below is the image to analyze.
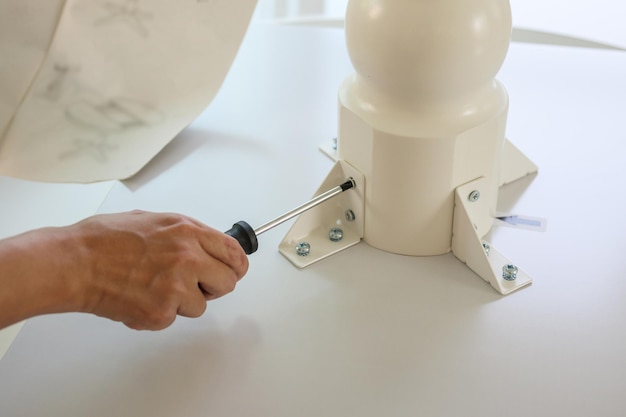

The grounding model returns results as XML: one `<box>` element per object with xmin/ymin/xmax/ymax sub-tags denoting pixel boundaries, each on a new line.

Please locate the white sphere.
<box><xmin>345</xmin><ymin>0</ymin><xmax>512</xmax><ymax>99</ymax></box>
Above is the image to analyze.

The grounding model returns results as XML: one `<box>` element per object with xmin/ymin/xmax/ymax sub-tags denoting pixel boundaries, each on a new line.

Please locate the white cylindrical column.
<box><xmin>338</xmin><ymin>0</ymin><xmax>512</xmax><ymax>255</ymax></box>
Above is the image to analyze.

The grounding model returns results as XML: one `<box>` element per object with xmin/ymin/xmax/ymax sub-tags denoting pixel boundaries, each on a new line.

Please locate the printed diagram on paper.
<box><xmin>0</xmin><ymin>0</ymin><xmax>257</xmax><ymax>183</ymax></box>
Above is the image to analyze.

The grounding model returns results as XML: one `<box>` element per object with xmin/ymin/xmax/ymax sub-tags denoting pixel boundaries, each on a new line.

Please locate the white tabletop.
<box><xmin>1</xmin><ymin>22</ymin><xmax>625</xmax><ymax>417</ymax></box>
<box><xmin>510</xmin><ymin>0</ymin><xmax>626</xmax><ymax>48</ymax></box>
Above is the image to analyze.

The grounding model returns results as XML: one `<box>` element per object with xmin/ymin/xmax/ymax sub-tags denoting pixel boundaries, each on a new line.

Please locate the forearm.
<box><xmin>0</xmin><ymin>227</ymin><xmax>87</xmax><ymax>329</ymax></box>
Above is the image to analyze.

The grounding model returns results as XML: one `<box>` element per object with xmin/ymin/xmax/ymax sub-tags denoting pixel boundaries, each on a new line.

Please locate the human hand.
<box><xmin>67</xmin><ymin>211</ymin><xmax>248</xmax><ymax>330</ymax></box>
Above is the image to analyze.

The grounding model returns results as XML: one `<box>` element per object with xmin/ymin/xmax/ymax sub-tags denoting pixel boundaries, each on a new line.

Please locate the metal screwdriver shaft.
<box><xmin>255</xmin><ymin>178</ymin><xmax>356</xmax><ymax>236</ymax></box>
<box><xmin>225</xmin><ymin>178</ymin><xmax>356</xmax><ymax>254</ymax></box>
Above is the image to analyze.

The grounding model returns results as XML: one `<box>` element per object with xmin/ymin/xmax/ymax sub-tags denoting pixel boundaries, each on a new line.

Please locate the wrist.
<box><xmin>0</xmin><ymin>226</ymin><xmax>90</xmax><ymax>325</ymax></box>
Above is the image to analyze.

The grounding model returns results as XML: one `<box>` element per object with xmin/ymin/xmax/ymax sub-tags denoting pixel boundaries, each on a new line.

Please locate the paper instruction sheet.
<box><xmin>0</xmin><ymin>0</ymin><xmax>257</xmax><ymax>182</ymax></box>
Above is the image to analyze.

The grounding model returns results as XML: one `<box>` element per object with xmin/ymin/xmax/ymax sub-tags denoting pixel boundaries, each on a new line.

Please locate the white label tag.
<box><xmin>494</xmin><ymin>213</ymin><xmax>547</xmax><ymax>232</ymax></box>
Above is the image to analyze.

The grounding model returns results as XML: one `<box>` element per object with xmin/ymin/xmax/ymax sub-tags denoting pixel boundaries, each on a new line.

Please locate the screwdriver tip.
<box><xmin>340</xmin><ymin>177</ymin><xmax>356</xmax><ymax>191</ymax></box>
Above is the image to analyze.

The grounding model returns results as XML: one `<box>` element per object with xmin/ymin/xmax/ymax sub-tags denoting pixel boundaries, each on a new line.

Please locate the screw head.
<box><xmin>483</xmin><ymin>243</ymin><xmax>490</xmax><ymax>255</ymax></box>
<box><xmin>329</xmin><ymin>227</ymin><xmax>344</xmax><ymax>242</ymax></box>
<box><xmin>502</xmin><ymin>264</ymin><xmax>518</xmax><ymax>281</ymax></box>
<box><xmin>468</xmin><ymin>190</ymin><xmax>481</xmax><ymax>202</ymax></box>
<box><xmin>332</xmin><ymin>137</ymin><xmax>338</xmax><ymax>150</ymax></box>
<box><xmin>345</xmin><ymin>210</ymin><xmax>356</xmax><ymax>222</ymax></box>
<box><xmin>296</xmin><ymin>242</ymin><xmax>311</xmax><ymax>256</ymax></box>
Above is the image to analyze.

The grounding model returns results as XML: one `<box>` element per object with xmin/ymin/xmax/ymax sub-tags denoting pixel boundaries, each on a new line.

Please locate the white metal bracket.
<box><xmin>319</xmin><ymin>138</ymin><xmax>338</xmax><ymax>162</ymax></box>
<box><xmin>289</xmin><ymin>138</ymin><xmax>537</xmax><ymax>295</ymax></box>
<box><xmin>279</xmin><ymin>160</ymin><xmax>365</xmax><ymax>268</ymax></box>
<box><xmin>500</xmin><ymin>138</ymin><xmax>538</xmax><ymax>186</ymax></box>
<box><xmin>451</xmin><ymin>177</ymin><xmax>532</xmax><ymax>295</ymax></box>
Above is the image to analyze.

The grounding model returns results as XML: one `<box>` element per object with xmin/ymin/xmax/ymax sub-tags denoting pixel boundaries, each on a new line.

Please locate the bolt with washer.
<box><xmin>329</xmin><ymin>227</ymin><xmax>344</xmax><ymax>242</ymax></box>
<box><xmin>502</xmin><ymin>264</ymin><xmax>518</xmax><ymax>281</ymax></box>
<box><xmin>468</xmin><ymin>190</ymin><xmax>481</xmax><ymax>202</ymax></box>
<box><xmin>296</xmin><ymin>242</ymin><xmax>311</xmax><ymax>256</ymax></box>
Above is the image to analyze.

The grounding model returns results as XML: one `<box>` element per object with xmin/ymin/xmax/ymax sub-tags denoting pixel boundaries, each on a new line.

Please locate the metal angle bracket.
<box><xmin>451</xmin><ymin>177</ymin><xmax>532</xmax><ymax>295</ymax></box>
<box><xmin>500</xmin><ymin>139</ymin><xmax>538</xmax><ymax>186</ymax></box>
<box><xmin>279</xmin><ymin>160</ymin><xmax>365</xmax><ymax>268</ymax></box>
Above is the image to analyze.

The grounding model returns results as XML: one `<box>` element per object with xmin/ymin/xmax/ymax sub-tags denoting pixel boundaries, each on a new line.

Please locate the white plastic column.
<box><xmin>281</xmin><ymin>0</ymin><xmax>536</xmax><ymax>293</ymax></box>
<box><xmin>338</xmin><ymin>0</ymin><xmax>512</xmax><ymax>255</ymax></box>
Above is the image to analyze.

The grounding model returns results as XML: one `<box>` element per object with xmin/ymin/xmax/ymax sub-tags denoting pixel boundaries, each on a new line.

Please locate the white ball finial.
<box><xmin>345</xmin><ymin>0</ymin><xmax>512</xmax><ymax>100</ymax></box>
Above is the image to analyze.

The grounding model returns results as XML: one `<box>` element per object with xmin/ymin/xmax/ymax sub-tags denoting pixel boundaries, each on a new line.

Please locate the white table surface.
<box><xmin>1</xmin><ymin>22</ymin><xmax>625</xmax><ymax>417</ymax></box>
<box><xmin>510</xmin><ymin>0</ymin><xmax>626</xmax><ymax>48</ymax></box>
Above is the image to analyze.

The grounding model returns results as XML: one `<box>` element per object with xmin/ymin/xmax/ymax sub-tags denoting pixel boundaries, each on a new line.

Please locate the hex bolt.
<box><xmin>329</xmin><ymin>227</ymin><xmax>344</xmax><ymax>242</ymax></box>
<box><xmin>345</xmin><ymin>209</ymin><xmax>356</xmax><ymax>222</ymax></box>
<box><xmin>502</xmin><ymin>264</ymin><xmax>519</xmax><ymax>281</ymax></box>
<box><xmin>468</xmin><ymin>190</ymin><xmax>481</xmax><ymax>202</ymax></box>
<box><xmin>296</xmin><ymin>242</ymin><xmax>311</xmax><ymax>256</ymax></box>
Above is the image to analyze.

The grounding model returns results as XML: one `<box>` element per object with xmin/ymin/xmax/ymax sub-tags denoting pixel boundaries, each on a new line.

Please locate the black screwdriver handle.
<box><xmin>225</xmin><ymin>221</ymin><xmax>258</xmax><ymax>255</ymax></box>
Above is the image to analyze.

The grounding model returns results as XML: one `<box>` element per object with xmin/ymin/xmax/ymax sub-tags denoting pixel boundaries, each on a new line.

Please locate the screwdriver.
<box><xmin>225</xmin><ymin>178</ymin><xmax>356</xmax><ymax>254</ymax></box>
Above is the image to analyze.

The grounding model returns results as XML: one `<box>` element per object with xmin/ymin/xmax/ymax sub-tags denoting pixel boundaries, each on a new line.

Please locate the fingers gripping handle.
<box><xmin>225</xmin><ymin>221</ymin><xmax>258</xmax><ymax>255</ymax></box>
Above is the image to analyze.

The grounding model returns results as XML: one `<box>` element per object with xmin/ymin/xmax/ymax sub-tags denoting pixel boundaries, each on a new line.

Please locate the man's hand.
<box><xmin>0</xmin><ymin>211</ymin><xmax>248</xmax><ymax>330</ymax></box>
